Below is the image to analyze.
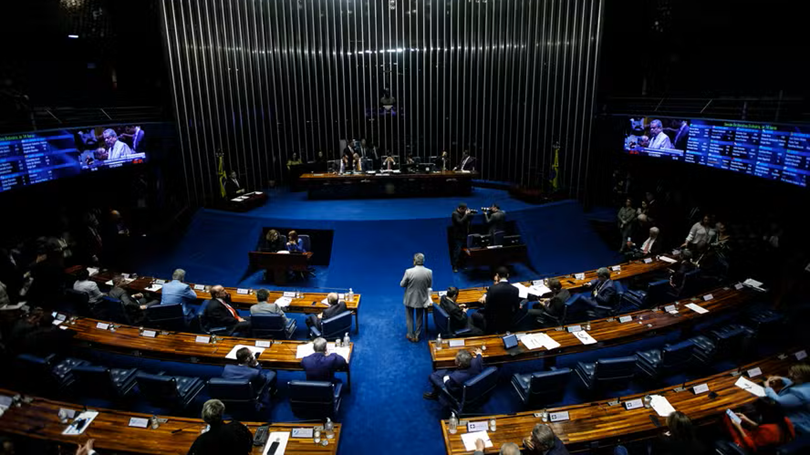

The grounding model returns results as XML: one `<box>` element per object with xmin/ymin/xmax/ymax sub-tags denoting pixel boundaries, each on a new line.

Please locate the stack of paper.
<box><xmin>275</xmin><ymin>297</ymin><xmax>292</xmax><ymax>307</ymax></box>
<box><xmin>520</xmin><ymin>333</ymin><xmax>560</xmax><ymax>350</ymax></box>
<box><xmin>649</xmin><ymin>395</ymin><xmax>676</xmax><ymax>417</ymax></box>
<box><xmin>514</xmin><ymin>283</ymin><xmax>552</xmax><ymax>299</ymax></box>
<box><xmin>572</xmin><ymin>330</ymin><xmax>597</xmax><ymax>345</ymax></box>
<box><xmin>743</xmin><ymin>278</ymin><xmax>766</xmax><ymax>292</ymax></box>
<box><xmin>87</xmin><ymin>267</ymin><xmax>100</xmax><ymax>276</ymax></box>
<box><xmin>685</xmin><ymin>303</ymin><xmax>709</xmax><ymax>314</ymax></box>
<box><xmin>145</xmin><ymin>284</ymin><xmax>163</xmax><ymax>292</ymax></box>
<box><xmin>735</xmin><ymin>377</ymin><xmax>766</xmax><ymax>397</ymax></box>
<box><xmin>659</xmin><ymin>256</ymin><xmax>677</xmax><ymax>264</ymax></box>
<box><xmin>460</xmin><ymin>431</ymin><xmax>492</xmax><ymax>451</ymax></box>
<box><xmin>512</xmin><ymin>283</ymin><xmax>532</xmax><ymax>299</ymax></box>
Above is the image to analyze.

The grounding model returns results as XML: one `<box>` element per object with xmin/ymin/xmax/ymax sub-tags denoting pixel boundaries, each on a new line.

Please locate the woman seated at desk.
<box><xmin>382</xmin><ymin>155</ymin><xmax>398</xmax><ymax>171</ymax></box>
<box><xmin>260</xmin><ymin>229</ymin><xmax>285</xmax><ymax>252</ymax></box>
<box><xmin>286</xmin><ymin>230</ymin><xmax>307</xmax><ymax>253</ymax></box>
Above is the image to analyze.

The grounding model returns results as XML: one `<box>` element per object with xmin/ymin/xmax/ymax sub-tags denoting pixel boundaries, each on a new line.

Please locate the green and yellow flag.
<box><xmin>550</xmin><ymin>145</ymin><xmax>560</xmax><ymax>192</ymax></box>
<box><xmin>217</xmin><ymin>154</ymin><xmax>227</xmax><ymax>198</ymax></box>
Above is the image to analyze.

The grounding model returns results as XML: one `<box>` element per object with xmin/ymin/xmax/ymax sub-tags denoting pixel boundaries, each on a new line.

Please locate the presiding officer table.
<box><xmin>65</xmin><ymin>266</ymin><xmax>362</xmax><ymax>333</ymax></box>
<box><xmin>299</xmin><ymin>170</ymin><xmax>478</xmax><ymax>199</ymax></box>
<box><xmin>439</xmin><ymin>349</ymin><xmax>804</xmax><ymax>454</ymax></box>
<box><xmin>0</xmin><ymin>388</ymin><xmax>341</xmax><ymax>455</ymax></box>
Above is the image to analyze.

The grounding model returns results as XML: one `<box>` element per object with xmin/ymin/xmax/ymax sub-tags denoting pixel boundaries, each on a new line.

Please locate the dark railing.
<box><xmin>0</xmin><ymin>105</ymin><xmax>168</xmax><ymax>133</ymax></box>
<box><xmin>602</xmin><ymin>95</ymin><xmax>809</xmax><ymax>123</ymax></box>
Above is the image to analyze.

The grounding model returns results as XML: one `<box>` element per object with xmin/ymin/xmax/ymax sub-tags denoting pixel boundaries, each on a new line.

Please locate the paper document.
<box><xmin>275</xmin><ymin>297</ymin><xmax>292</xmax><ymax>307</ymax></box>
<box><xmin>275</xmin><ymin>250</ymin><xmax>290</xmax><ymax>254</ymax></box>
<box><xmin>263</xmin><ymin>432</ymin><xmax>290</xmax><ymax>455</ymax></box>
<box><xmin>225</xmin><ymin>345</ymin><xmax>266</xmax><ymax>360</ymax></box>
<box><xmin>735</xmin><ymin>376</ymin><xmax>766</xmax><ymax>397</ymax></box>
<box><xmin>461</xmin><ymin>431</ymin><xmax>492</xmax><ymax>451</ymax></box>
<box><xmin>685</xmin><ymin>303</ymin><xmax>709</xmax><ymax>314</ymax></box>
<box><xmin>145</xmin><ymin>284</ymin><xmax>163</xmax><ymax>292</ymax></box>
<box><xmin>572</xmin><ymin>330</ymin><xmax>597</xmax><ymax>345</ymax></box>
<box><xmin>743</xmin><ymin>278</ymin><xmax>766</xmax><ymax>291</ymax></box>
<box><xmin>105</xmin><ymin>278</ymin><xmax>133</xmax><ymax>286</ymax></box>
<box><xmin>539</xmin><ymin>333</ymin><xmax>561</xmax><ymax>349</ymax></box>
<box><xmin>649</xmin><ymin>395</ymin><xmax>676</xmax><ymax>417</ymax></box>
<box><xmin>62</xmin><ymin>410</ymin><xmax>99</xmax><ymax>435</ymax></box>
<box><xmin>659</xmin><ymin>256</ymin><xmax>677</xmax><ymax>264</ymax></box>
<box><xmin>512</xmin><ymin>283</ymin><xmax>532</xmax><ymax>299</ymax></box>
<box><xmin>520</xmin><ymin>334</ymin><xmax>545</xmax><ymax>350</ymax></box>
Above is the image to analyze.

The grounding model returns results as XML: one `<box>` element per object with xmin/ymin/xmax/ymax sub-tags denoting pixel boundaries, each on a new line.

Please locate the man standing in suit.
<box><xmin>440</xmin><ymin>286</ymin><xmax>484</xmax><ymax>337</ymax></box>
<box><xmin>473</xmin><ymin>267</ymin><xmax>521</xmax><ymax>334</ymax></box>
<box><xmin>160</xmin><ymin>268</ymin><xmax>198</xmax><ymax>320</ymax></box>
<box><xmin>423</xmin><ymin>348</ymin><xmax>484</xmax><ymax>400</ymax></box>
<box><xmin>222</xmin><ymin>347</ymin><xmax>277</xmax><ymax>398</ymax></box>
<box><xmin>484</xmin><ymin>203</ymin><xmax>506</xmax><ymax>238</ymax></box>
<box><xmin>305</xmin><ymin>292</ymin><xmax>349</xmax><ymax>331</ymax></box>
<box><xmin>203</xmin><ymin>285</ymin><xmax>251</xmax><ymax>335</ymax></box>
<box><xmin>451</xmin><ymin>202</ymin><xmax>473</xmax><ymax>273</ymax></box>
<box><xmin>400</xmin><ymin>252</ymin><xmax>433</xmax><ymax>342</ymax></box>
<box><xmin>301</xmin><ymin>337</ymin><xmax>347</xmax><ymax>383</ymax></box>
<box><xmin>527</xmin><ymin>278</ymin><xmax>570</xmax><ymax>328</ymax></box>
<box><xmin>108</xmin><ymin>275</ymin><xmax>157</xmax><ymax>323</ymax></box>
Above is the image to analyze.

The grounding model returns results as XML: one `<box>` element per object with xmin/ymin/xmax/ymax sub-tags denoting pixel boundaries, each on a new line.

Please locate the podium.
<box><xmin>248</xmin><ymin>251</ymin><xmax>313</xmax><ymax>284</ymax></box>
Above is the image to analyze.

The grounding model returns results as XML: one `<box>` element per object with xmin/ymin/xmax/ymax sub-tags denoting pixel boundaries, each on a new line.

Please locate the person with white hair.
<box><xmin>400</xmin><ymin>252</ymin><xmax>433</xmax><ymax>342</ymax></box>
<box><xmin>625</xmin><ymin>226</ymin><xmax>663</xmax><ymax>259</ymax></box>
<box><xmin>102</xmin><ymin>128</ymin><xmax>133</xmax><ymax>160</ymax></box>
<box><xmin>648</xmin><ymin>119</ymin><xmax>673</xmax><ymax>149</ymax></box>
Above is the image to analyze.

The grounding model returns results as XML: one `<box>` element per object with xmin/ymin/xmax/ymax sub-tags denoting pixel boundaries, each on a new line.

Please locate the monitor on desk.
<box><xmin>466</xmin><ymin>234</ymin><xmax>491</xmax><ymax>249</ymax></box>
<box><xmin>503</xmin><ymin>235</ymin><xmax>521</xmax><ymax>246</ymax></box>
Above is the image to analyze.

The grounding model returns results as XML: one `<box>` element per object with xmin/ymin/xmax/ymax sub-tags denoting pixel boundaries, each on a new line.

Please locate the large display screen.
<box><xmin>0</xmin><ymin>125</ymin><xmax>147</xmax><ymax>193</ymax></box>
<box><xmin>623</xmin><ymin>117</ymin><xmax>810</xmax><ymax>187</ymax></box>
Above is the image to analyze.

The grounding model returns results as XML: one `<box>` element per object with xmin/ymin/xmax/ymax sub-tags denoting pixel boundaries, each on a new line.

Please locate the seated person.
<box><xmin>423</xmin><ymin>348</ymin><xmax>484</xmax><ymax>400</ymax></box>
<box><xmin>624</xmin><ymin>226</ymin><xmax>663</xmax><ymax>259</ymax></box>
<box><xmin>224</xmin><ymin>171</ymin><xmax>245</xmax><ymax>198</ymax></box>
<box><xmin>301</xmin><ymin>337</ymin><xmax>347</xmax><ymax>384</ymax></box>
<box><xmin>438</xmin><ymin>286</ymin><xmax>483</xmax><ymax>336</ymax></box>
<box><xmin>669</xmin><ymin>249</ymin><xmax>696</xmax><ymax>292</ymax></box>
<box><xmin>474</xmin><ymin>441</ymin><xmax>520</xmax><ymax>455</ymax></box>
<box><xmin>305</xmin><ymin>292</ymin><xmax>349</xmax><ymax>331</ymax></box>
<box><xmin>382</xmin><ymin>155</ymin><xmax>397</xmax><ymax>171</ymax></box>
<box><xmin>353</xmin><ymin>152</ymin><xmax>365</xmax><ymax>172</ymax></box>
<box><xmin>203</xmin><ymin>285</ymin><xmax>251</xmax><ymax>335</ymax></box>
<box><xmin>249</xmin><ymin>288</ymin><xmax>290</xmax><ymax>324</ymax></box>
<box><xmin>73</xmin><ymin>268</ymin><xmax>105</xmax><ymax>305</ymax></box>
<box><xmin>527</xmin><ymin>278</ymin><xmax>570</xmax><ymax>327</ymax></box>
<box><xmin>570</xmin><ymin>267</ymin><xmax>617</xmax><ymax>317</ymax></box>
<box><xmin>259</xmin><ymin>229</ymin><xmax>285</xmax><ymax>252</ymax></box>
<box><xmin>339</xmin><ymin>154</ymin><xmax>352</xmax><ymax>174</ymax></box>
<box><xmin>764</xmin><ymin>364</ymin><xmax>810</xmax><ymax>435</ymax></box>
<box><xmin>523</xmin><ymin>424</ymin><xmax>570</xmax><ymax>455</ymax></box>
<box><xmin>651</xmin><ymin>411</ymin><xmax>708</xmax><ymax>455</ymax></box>
<box><xmin>722</xmin><ymin>398</ymin><xmax>795</xmax><ymax>452</ymax></box>
<box><xmin>108</xmin><ymin>275</ymin><xmax>158</xmax><ymax>323</ymax></box>
<box><xmin>187</xmin><ymin>399</ymin><xmax>252</xmax><ymax>455</ymax></box>
<box><xmin>160</xmin><ymin>268</ymin><xmax>199</xmax><ymax>320</ymax></box>
<box><xmin>19</xmin><ymin>312</ymin><xmax>76</xmax><ymax>357</ymax></box>
<box><xmin>222</xmin><ymin>347</ymin><xmax>276</xmax><ymax>398</ymax></box>
<box><xmin>403</xmin><ymin>153</ymin><xmax>416</xmax><ymax>173</ymax></box>
<box><xmin>286</xmin><ymin>230</ymin><xmax>306</xmax><ymax>253</ymax></box>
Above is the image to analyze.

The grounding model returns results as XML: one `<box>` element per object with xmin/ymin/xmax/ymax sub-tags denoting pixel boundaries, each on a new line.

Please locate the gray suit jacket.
<box><xmin>400</xmin><ymin>265</ymin><xmax>432</xmax><ymax>308</ymax></box>
<box><xmin>250</xmin><ymin>301</ymin><xmax>290</xmax><ymax>324</ymax></box>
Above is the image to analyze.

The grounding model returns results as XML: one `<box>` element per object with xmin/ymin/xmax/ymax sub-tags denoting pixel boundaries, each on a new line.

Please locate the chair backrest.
<box><xmin>251</xmin><ymin>313</ymin><xmax>287</xmax><ymax>339</ymax></box>
<box><xmin>101</xmin><ymin>296</ymin><xmax>131</xmax><ymax>325</ymax></box>
<box><xmin>71</xmin><ymin>365</ymin><xmax>115</xmax><ymax>396</ymax></box>
<box><xmin>460</xmin><ymin>367</ymin><xmax>499</xmax><ymax>411</ymax></box>
<box><xmin>65</xmin><ymin>289</ymin><xmax>92</xmax><ymax>316</ymax></box>
<box><xmin>321</xmin><ymin>311</ymin><xmax>353</xmax><ymax>339</ymax></box>
<box><xmin>207</xmin><ymin>378</ymin><xmax>256</xmax><ymax>403</ymax></box>
<box><xmin>288</xmin><ymin>380</ymin><xmax>338</xmax><ymax>419</ymax></box>
<box><xmin>432</xmin><ymin>304</ymin><xmax>451</xmax><ymax>336</ymax></box>
<box><xmin>712</xmin><ymin>324</ymin><xmax>748</xmax><ymax>354</ymax></box>
<box><xmin>136</xmin><ymin>373</ymin><xmax>179</xmax><ymax>401</ymax></box>
<box><xmin>661</xmin><ymin>340</ymin><xmax>695</xmax><ymax>369</ymax></box>
<box><xmin>528</xmin><ymin>368</ymin><xmax>572</xmax><ymax>405</ymax></box>
<box><xmin>492</xmin><ymin>230</ymin><xmax>505</xmax><ymax>246</ymax></box>
<box><xmin>298</xmin><ymin>235</ymin><xmax>311</xmax><ymax>252</ymax></box>
<box><xmin>146</xmin><ymin>303</ymin><xmax>183</xmax><ymax>323</ymax></box>
<box><xmin>593</xmin><ymin>356</ymin><xmax>636</xmax><ymax>388</ymax></box>
<box><xmin>680</xmin><ymin>269</ymin><xmax>702</xmax><ymax>296</ymax></box>
<box><xmin>16</xmin><ymin>354</ymin><xmax>58</xmax><ymax>391</ymax></box>
<box><xmin>646</xmin><ymin>279</ymin><xmax>671</xmax><ymax>306</ymax></box>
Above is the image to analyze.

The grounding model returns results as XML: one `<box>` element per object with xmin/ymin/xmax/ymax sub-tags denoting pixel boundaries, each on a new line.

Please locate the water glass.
<box><xmin>643</xmin><ymin>395</ymin><xmax>652</xmax><ymax>408</ymax></box>
<box><xmin>314</xmin><ymin>430</ymin><xmax>321</xmax><ymax>444</ymax></box>
<box><xmin>541</xmin><ymin>411</ymin><xmax>549</xmax><ymax>423</ymax></box>
<box><xmin>489</xmin><ymin>419</ymin><xmax>497</xmax><ymax>432</ymax></box>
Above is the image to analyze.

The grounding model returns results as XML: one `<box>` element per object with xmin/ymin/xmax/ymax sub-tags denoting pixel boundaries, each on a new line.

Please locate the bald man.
<box><xmin>202</xmin><ymin>285</ymin><xmax>251</xmax><ymax>335</ymax></box>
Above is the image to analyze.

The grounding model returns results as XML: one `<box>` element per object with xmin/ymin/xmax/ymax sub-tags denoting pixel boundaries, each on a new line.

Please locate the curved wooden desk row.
<box><xmin>429</xmin><ymin>285</ymin><xmax>753</xmax><ymax>369</ymax></box>
<box><xmin>440</xmin><ymin>349</ymin><xmax>805</xmax><ymax>454</ymax></box>
<box><xmin>0</xmin><ymin>387</ymin><xmax>340</xmax><ymax>455</ymax></box>
<box><xmin>64</xmin><ymin>265</ymin><xmax>362</xmax><ymax>331</ymax></box>
<box><xmin>430</xmin><ymin>256</ymin><xmax>674</xmax><ymax>307</ymax></box>
<box><xmin>59</xmin><ymin>315</ymin><xmax>353</xmax><ymax>390</ymax></box>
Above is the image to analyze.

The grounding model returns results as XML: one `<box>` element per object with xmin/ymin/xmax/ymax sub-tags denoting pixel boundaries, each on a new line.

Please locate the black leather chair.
<box><xmin>510</xmin><ymin>367</ymin><xmax>572</xmax><ymax>408</ymax></box>
<box><xmin>534</xmin><ymin>297</ymin><xmax>570</xmax><ymax>328</ymax></box>
<box><xmin>678</xmin><ymin>269</ymin><xmax>702</xmax><ymax>298</ymax></box>
<box><xmin>15</xmin><ymin>354</ymin><xmax>89</xmax><ymax>394</ymax></box>
<box><xmin>585</xmin><ymin>281</ymin><xmax>627</xmax><ymax>319</ymax></box>
<box><xmin>439</xmin><ymin>366</ymin><xmax>499</xmax><ymax>415</ymax></box>
<box><xmin>574</xmin><ymin>356</ymin><xmax>636</xmax><ymax>392</ymax></box>
<box><xmin>65</xmin><ymin>289</ymin><xmax>95</xmax><ymax>317</ymax></box>
<box><xmin>198</xmin><ymin>308</ymin><xmax>232</xmax><ymax>336</ymax></box>
<box><xmin>99</xmin><ymin>296</ymin><xmax>133</xmax><ymax>325</ymax></box>
<box><xmin>145</xmin><ymin>303</ymin><xmax>186</xmax><ymax>331</ymax></box>
<box><xmin>492</xmin><ymin>230</ymin><xmax>505</xmax><ymax>246</ymax></box>
<box><xmin>432</xmin><ymin>304</ymin><xmax>472</xmax><ymax>338</ymax></box>
<box><xmin>207</xmin><ymin>377</ymin><xmax>275</xmax><ymax>417</ymax></box>
<box><xmin>690</xmin><ymin>324</ymin><xmax>750</xmax><ymax>365</ymax></box>
<box><xmin>743</xmin><ymin>307</ymin><xmax>784</xmax><ymax>341</ymax></box>
<box><xmin>309</xmin><ymin>311</ymin><xmax>353</xmax><ymax>340</ymax></box>
<box><xmin>252</xmin><ymin>313</ymin><xmax>297</xmax><ymax>339</ymax></box>
<box><xmin>135</xmin><ymin>372</ymin><xmax>204</xmax><ymax>410</ymax></box>
<box><xmin>288</xmin><ymin>380</ymin><xmax>343</xmax><ymax>419</ymax></box>
<box><xmin>622</xmin><ymin>278</ymin><xmax>671</xmax><ymax>309</ymax></box>
<box><xmin>71</xmin><ymin>365</ymin><xmax>139</xmax><ymax>399</ymax></box>
<box><xmin>635</xmin><ymin>340</ymin><xmax>695</xmax><ymax>380</ymax></box>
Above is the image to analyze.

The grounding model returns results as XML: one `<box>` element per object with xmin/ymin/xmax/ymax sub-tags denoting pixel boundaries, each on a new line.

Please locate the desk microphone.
<box><xmin>171</xmin><ymin>425</ymin><xmax>202</xmax><ymax>434</ymax></box>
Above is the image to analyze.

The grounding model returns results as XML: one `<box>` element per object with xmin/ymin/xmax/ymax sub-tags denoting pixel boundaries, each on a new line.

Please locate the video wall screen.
<box><xmin>0</xmin><ymin>125</ymin><xmax>148</xmax><ymax>193</ymax></box>
<box><xmin>623</xmin><ymin>117</ymin><xmax>810</xmax><ymax>187</ymax></box>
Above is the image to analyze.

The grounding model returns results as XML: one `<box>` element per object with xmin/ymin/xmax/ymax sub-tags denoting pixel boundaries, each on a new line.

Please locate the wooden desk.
<box><xmin>439</xmin><ymin>349</ymin><xmax>803</xmax><ymax>454</ymax></box>
<box><xmin>431</xmin><ymin>257</ymin><xmax>674</xmax><ymax>309</ymax></box>
<box><xmin>65</xmin><ymin>266</ymin><xmax>362</xmax><ymax>332</ymax></box>
<box><xmin>226</xmin><ymin>191</ymin><xmax>268</xmax><ymax>212</ymax></box>
<box><xmin>60</xmin><ymin>316</ymin><xmax>353</xmax><ymax>390</ymax></box>
<box><xmin>0</xmin><ymin>388</ymin><xmax>341</xmax><ymax>455</ymax></box>
<box><xmin>248</xmin><ymin>251</ymin><xmax>314</xmax><ymax>285</ymax></box>
<box><xmin>429</xmin><ymin>286</ymin><xmax>752</xmax><ymax>369</ymax></box>
<box><xmin>463</xmin><ymin>244</ymin><xmax>529</xmax><ymax>268</ymax></box>
<box><xmin>299</xmin><ymin>171</ymin><xmax>477</xmax><ymax>199</ymax></box>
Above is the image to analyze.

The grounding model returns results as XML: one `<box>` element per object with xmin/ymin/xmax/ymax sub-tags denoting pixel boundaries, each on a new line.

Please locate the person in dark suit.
<box><xmin>108</xmin><ymin>275</ymin><xmax>157</xmax><ymax>323</ymax></box>
<box><xmin>305</xmin><ymin>292</ymin><xmax>349</xmax><ymax>331</ymax></box>
<box><xmin>202</xmin><ymin>285</ymin><xmax>250</xmax><ymax>335</ymax></box>
<box><xmin>454</xmin><ymin>150</ymin><xmax>476</xmax><ymax>171</ymax></box>
<box><xmin>187</xmin><ymin>399</ymin><xmax>252</xmax><ymax>455</ymax></box>
<box><xmin>259</xmin><ymin>229</ymin><xmax>285</xmax><ymax>252</ymax></box>
<box><xmin>451</xmin><ymin>202</ymin><xmax>473</xmax><ymax>272</ymax></box>
<box><xmin>423</xmin><ymin>348</ymin><xmax>484</xmax><ymax>400</ymax></box>
<box><xmin>523</xmin><ymin>423</ymin><xmax>570</xmax><ymax>455</ymax></box>
<box><xmin>439</xmin><ymin>286</ymin><xmax>484</xmax><ymax>337</ymax></box>
<box><xmin>669</xmin><ymin>249</ymin><xmax>696</xmax><ymax>293</ymax></box>
<box><xmin>624</xmin><ymin>226</ymin><xmax>664</xmax><ymax>260</ymax></box>
<box><xmin>527</xmin><ymin>278</ymin><xmax>571</xmax><ymax>328</ymax></box>
<box><xmin>484</xmin><ymin>203</ymin><xmax>506</xmax><ymax>237</ymax></box>
<box><xmin>472</xmin><ymin>267</ymin><xmax>521</xmax><ymax>334</ymax></box>
<box><xmin>224</xmin><ymin>171</ymin><xmax>244</xmax><ymax>198</ymax></box>
<box><xmin>301</xmin><ymin>337</ymin><xmax>347</xmax><ymax>383</ymax></box>
<box><xmin>222</xmin><ymin>347</ymin><xmax>277</xmax><ymax>398</ymax></box>
<box><xmin>572</xmin><ymin>267</ymin><xmax>618</xmax><ymax>318</ymax></box>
